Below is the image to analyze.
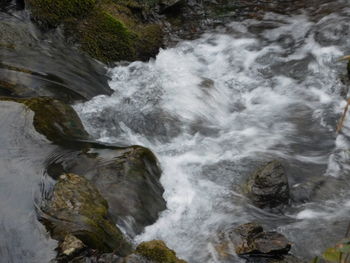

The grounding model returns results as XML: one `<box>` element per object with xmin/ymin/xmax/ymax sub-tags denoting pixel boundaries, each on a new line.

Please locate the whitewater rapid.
<box><xmin>75</xmin><ymin>4</ymin><xmax>350</xmax><ymax>262</ymax></box>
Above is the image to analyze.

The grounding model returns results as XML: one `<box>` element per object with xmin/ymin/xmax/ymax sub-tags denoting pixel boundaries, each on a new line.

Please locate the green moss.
<box><xmin>136</xmin><ymin>240</ymin><xmax>187</xmax><ymax>263</ymax></box>
<box><xmin>77</xmin><ymin>10</ymin><xmax>137</xmax><ymax>63</ymax></box>
<box><xmin>135</xmin><ymin>23</ymin><xmax>163</xmax><ymax>60</ymax></box>
<box><xmin>0</xmin><ymin>97</ymin><xmax>89</xmax><ymax>143</ymax></box>
<box><xmin>26</xmin><ymin>0</ymin><xmax>163</xmax><ymax>63</ymax></box>
<box><xmin>26</xmin><ymin>0</ymin><xmax>97</xmax><ymax>26</ymax></box>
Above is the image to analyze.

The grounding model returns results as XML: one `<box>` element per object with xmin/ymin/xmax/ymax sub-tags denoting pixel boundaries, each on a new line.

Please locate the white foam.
<box><xmin>74</xmin><ymin>4</ymin><xmax>350</xmax><ymax>261</ymax></box>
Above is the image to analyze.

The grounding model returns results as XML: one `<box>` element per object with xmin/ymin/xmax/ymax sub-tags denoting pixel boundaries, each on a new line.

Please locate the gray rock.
<box><xmin>214</xmin><ymin>223</ymin><xmax>299</xmax><ymax>263</ymax></box>
<box><xmin>243</xmin><ymin>161</ymin><xmax>290</xmax><ymax>208</ymax></box>
<box><xmin>47</xmin><ymin>145</ymin><xmax>167</xmax><ymax>237</ymax></box>
<box><xmin>233</xmin><ymin>223</ymin><xmax>292</xmax><ymax>262</ymax></box>
<box><xmin>40</xmin><ymin>173</ymin><xmax>132</xmax><ymax>257</ymax></box>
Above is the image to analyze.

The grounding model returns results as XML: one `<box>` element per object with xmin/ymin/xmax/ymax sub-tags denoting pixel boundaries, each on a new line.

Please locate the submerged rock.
<box><xmin>0</xmin><ymin>97</ymin><xmax>89</xmax><ymax>143</ymax></box>
<box><xmin>243</xmin><ymin>161</ymin><xmax>290</xmax><ymax>209</ymax></box>
<box><xmin>40</xmin><ymin>173</ymin><xmax>132</xmax><ymax>257</ymax></box>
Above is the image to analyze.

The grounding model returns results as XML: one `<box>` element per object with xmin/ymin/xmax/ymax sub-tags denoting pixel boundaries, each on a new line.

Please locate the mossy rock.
<box><xmin>47</xmin><ymin>145</ymin><xmax>167</xmax><ymax>235</ymax></box>
<box><xmin>77</xmin><ymin>9</ymin><xmax>137</xmax><ymax>63</ymax></box>
<box><xmin>40</xmin><ymin>173</ymin><xmax>132</xmax><ymax>255</ymax></box>
<box><xmin>25</xmin><ymin>0</ymin><xmax>164</xmax><ymax>63</ymax></box>
<box><xmin>0</xmin><ymin>97</ymin><xmax>89</xmax><ymax>143</ymax></box>
<box><xmin>26</xmin><ymin>0</ymin><xmax>97</xmax><ymax>26</ymax></box>
<box><xmin>135</xmin><ymin>240</ymin><xmax>187</xmax><ymax>263</ymax></box>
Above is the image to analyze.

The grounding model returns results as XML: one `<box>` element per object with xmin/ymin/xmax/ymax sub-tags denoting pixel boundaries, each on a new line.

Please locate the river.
<box><xmin>75</xmin><ymin>1</ymin><xmax>350</xmax><ymax>262</ymax></box>
<box><xmin>1</xmin><ymin>0</ymin><xmax>350</xmax><ymax>262</ymax></box>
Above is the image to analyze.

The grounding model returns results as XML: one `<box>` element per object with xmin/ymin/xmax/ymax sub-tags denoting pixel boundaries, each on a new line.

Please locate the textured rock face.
<box><xmin>40</xmin><ymin>173</ymin><xmax>132</xmax><ymax>256</ymax></box>
<box><xmin>243</xmin><ymin>161</ymin><xmax>290</xmax><ymax>209</ymax></box>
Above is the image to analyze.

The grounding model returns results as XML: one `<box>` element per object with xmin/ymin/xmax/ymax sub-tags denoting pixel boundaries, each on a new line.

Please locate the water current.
<box><xmin>74</xmin><ymin>1</ymin><xmax>350</xmax><ymax>262</ymax></box>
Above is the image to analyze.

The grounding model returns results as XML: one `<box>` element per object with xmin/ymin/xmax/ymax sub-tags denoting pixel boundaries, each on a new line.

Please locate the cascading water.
<box><xmin>74</xmin><ymin>2</ymin><xmax>350</xmax><ymax>262</ymax></box>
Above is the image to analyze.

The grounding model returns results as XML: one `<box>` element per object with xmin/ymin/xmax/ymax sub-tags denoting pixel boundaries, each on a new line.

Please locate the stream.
<box><xmin>75</xmin><ymin>1</ymin><xmax>350</xmax><ymax>262</ymax></box>
<box><xmin>2</xmin><ymin>0</ymin><xmax>350</xmax><ymax>262</ymax></box>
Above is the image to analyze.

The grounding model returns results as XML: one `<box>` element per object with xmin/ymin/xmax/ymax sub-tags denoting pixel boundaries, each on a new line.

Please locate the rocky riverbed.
<box><xmin>1</xmin><ymin>0</ymin><xmax>350</xmax><ymax>262</ymax></box>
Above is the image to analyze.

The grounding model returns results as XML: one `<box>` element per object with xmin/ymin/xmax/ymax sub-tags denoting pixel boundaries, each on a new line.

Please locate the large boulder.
<box><xmin>47</xmin><ymin>145</ymin><xmax>167</xmax><ymax>236</ymax></box>
<box><xmin>243</xmin><ymin>161</ymin><xmax>290</xmax><ymax>209</ymax></box>
<box><xmin>25</xmin><ymin>0</ymin><xmax>163</xmax><ymax>63</ymax></box>
<box><xmin>40</xmin><ymin>173</ymin><xmax>133</xmax><ymax>258</ymax></box>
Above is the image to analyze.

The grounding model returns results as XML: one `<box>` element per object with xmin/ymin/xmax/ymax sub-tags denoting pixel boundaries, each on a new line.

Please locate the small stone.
<box><xmin>233</xmin><ymin>223</ymin><xmax>291</xmax><ymax>258</ymax></box>
<box><xmin>243</xmin><ymin>160</ymin><xmax>290</xmax><ymax>208</ymax></box>
<box><xmin>60</xmin><ymin>234</ymin><xmax>85</xmax><ymax>257</ymax></box>
<box><xmin>234</xmin><ymin>222</ymin><xmax>263</xmax><ymax>239</ymax></box>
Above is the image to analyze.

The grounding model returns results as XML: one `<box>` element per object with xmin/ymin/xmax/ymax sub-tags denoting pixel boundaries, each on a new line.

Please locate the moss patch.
<box><xmin>0</xmin><ymin>97</ymin><xmax>89</xmax><ymax>143</ymax></box>
<box><xmin>25</xmin><ymin>0</ymin><xmax>163</xmax><ymax>63</ymax></box>
<box><xmin>77</xmin><ymin>10</ymin><xmax>137</xmax><ymax>63</ymax></box>
<box><xmin>26</xmin><ymin>0</ymin><xmax>97</xmax><ymax>26</ymax></box>
<box><xmin>136</xmin><ymin>240</ymin><xmax>187</xmax><ymax>263</ymax></box>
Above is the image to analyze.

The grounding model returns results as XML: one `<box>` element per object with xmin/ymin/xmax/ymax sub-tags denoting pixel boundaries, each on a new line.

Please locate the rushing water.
<box><xmin>74</xmin><ymin>1</ymin><xmax>350</xmax><ymax>262</ymax></box>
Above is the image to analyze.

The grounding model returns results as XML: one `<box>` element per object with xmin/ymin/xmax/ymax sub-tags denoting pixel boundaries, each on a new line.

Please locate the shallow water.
<box><xmin>75</xmin><ymin>1</ymin><xmax>350</xmax><ymax>262</ymax></box>
<box><xmin>0</xmin><ymin>102</ymin><xmax>57</xmax><ymax>262</ymax></box>
<box><xmin>0</xmin><ymin>7</ymin><xmax>111</xmax><ymax>102</ymax></box>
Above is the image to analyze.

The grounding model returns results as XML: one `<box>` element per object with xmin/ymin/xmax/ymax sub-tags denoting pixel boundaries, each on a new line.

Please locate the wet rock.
<box><xmin>40</xmin><ymin>173</ymin><xmax>132</xmax><ymax>256</ymax></box>
<box><xmin>65</xmin><ymin>240</ymin><xmax>187</xmax><ymax>263</ymax></box>
<box><xmin>134</xmin><ymin>240</ymin><xmax>187</xmax><ymax>263</ymax></box>
<box><xmin>159</xmin><ymin>0</ymin><xmax>185</xmax><ymax>13</ymax></box>
<box><xmin>235</xmin><ymin>231</ymin><xmax>291</xmax><ymax>256</ymax></box>
<box><xmin>47</xmin><ymin>145</ymin><xmax>167</xmax><ymax>236</ymax></box>
<box><xmin>0</xmin><ymin>97</ymin><xmax>89</xmax><ymax>143</ymax></box>
<box><xmin>214</xmin><ymin>223</ymin><xmax>298</xmax><ymax>263</ymax></box>
<box><xmin>243</xmin><ymin>161</ymin><xmax>290</xmax><ymax>209</ymax></box>
<box><xmin>59</xmin><ymin>234</ymin><xmax>86</xmax><ymax>258</ymax></box>
<box><xmin>25</xmin><ymin>0</ymin><xmax>163</xmax><ymax>63</ymax></box>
